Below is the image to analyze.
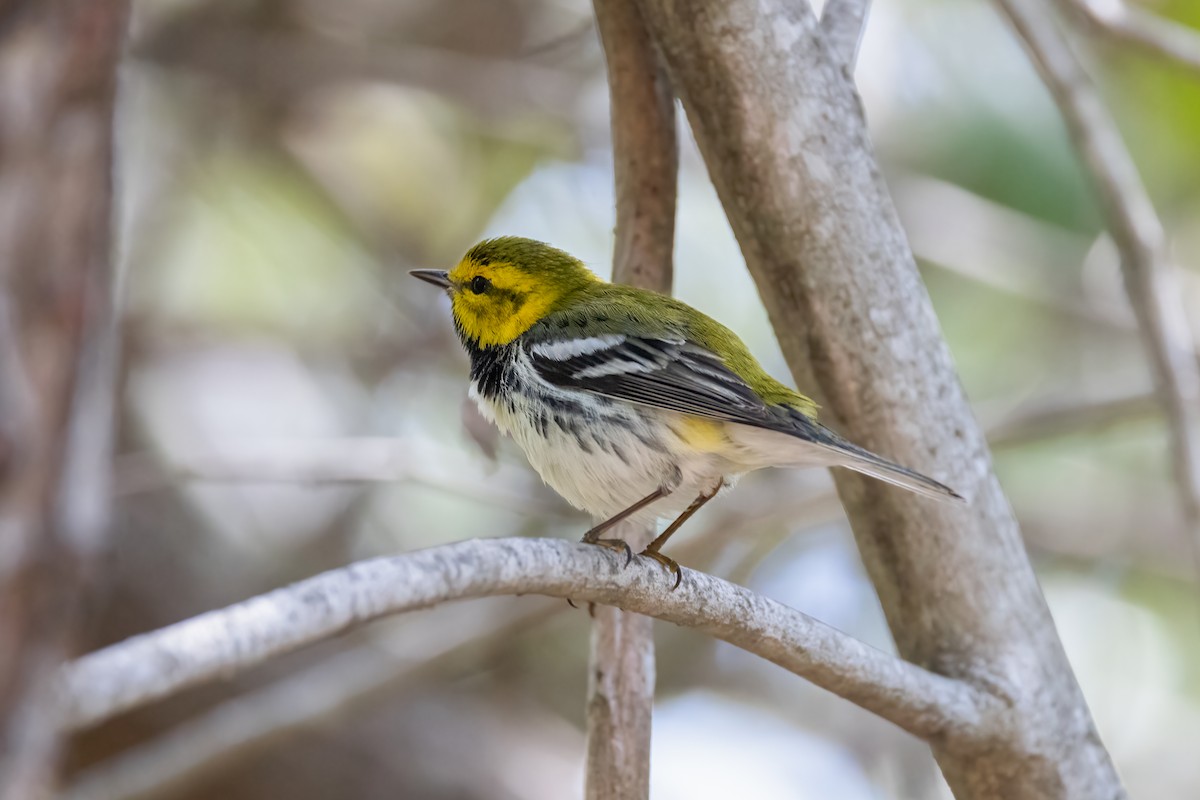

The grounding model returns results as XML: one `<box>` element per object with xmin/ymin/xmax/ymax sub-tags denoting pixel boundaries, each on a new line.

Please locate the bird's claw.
<box><xmin>639</xmin><ymin>548</ymin><xmax>683</xmax><ymax>591</ymax></box>
<box><xmin>585</xmin><ymin>537</ymin><xmax>634</xmax><ymax>567</ymax></box>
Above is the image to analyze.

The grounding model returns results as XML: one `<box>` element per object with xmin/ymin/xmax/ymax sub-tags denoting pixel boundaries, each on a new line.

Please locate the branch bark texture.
<box><xmin>589</xmin><ymin>2</ymin><xmax>677</xmax><ymax>797</ymax></box>
<box><xmin>637</xmin><ymin>1</ymin><xmax>1125</xmax><ymax>797</ymax></box>
<box><xmin>0</xmin><ymin>1</ymin><xmax>127</xmax><ymax>795</ymax></box>
<box><xmin>61</xmin><ymin>538</ymin><xmax>994</xmax><ymax>744</ymax></box>
<box><xmin>820</xmin><ymin>0</ymin><xmax>872</xmax><ymax>70</ymax></box>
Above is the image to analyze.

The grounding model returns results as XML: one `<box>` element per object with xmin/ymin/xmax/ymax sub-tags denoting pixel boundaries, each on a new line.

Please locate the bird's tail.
<box><xmin>731</xmin><ymin>409</ymin><xmax>966</xmax><ymax>502</ymax></box>
<box><xmin>819</xmin><ymin>434</ymin><xmax>964</xmax><ymax>502</ymax></box>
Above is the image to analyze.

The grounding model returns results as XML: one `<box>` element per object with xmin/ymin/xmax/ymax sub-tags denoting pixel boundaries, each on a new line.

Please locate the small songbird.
<box><xmin>412</xmin><ymin>237</ymin><xmax>962</xmax><ymax>587</ymax></box>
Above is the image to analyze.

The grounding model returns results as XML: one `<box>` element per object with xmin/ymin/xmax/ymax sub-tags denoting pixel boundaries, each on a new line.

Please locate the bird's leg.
<box><xmin>581</xmin><ymin>486</ymin><xmax>669</xmax><ymax>566</ymax></box>
<box><xmin>640</xmin><ymin>487</ymin><xmax>720</xmax><ymax>590</ymax></box>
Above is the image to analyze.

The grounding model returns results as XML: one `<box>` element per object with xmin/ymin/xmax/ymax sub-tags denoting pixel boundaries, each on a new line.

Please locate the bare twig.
<box><xmin>589</xmin><ymin>1</ymin><xmax>677</xmax><ymax>795</ymax></box>
<box><xmin>111</xmin><ymin>437</ymin><xmax>570</xmax><ymax>516</ymax></box>
<box><xmin>820</xmin><ymin>0</ymin><xmax>872</xmax><ymax>69</ymax></box>
<box><xmin>62</xmin><ymin>601</ymin><xmax>562</xmax><ymax>800</ymax></box>
<box><xmin>60</xmin><ymin>538</ymin><xmax>996</xmax><ymax>746</ymax></box>
<box><xmin>131</xmin><ymin>20</ymin><xmax>584</xmax><ymax>122</ymax></box>
<box><xmin>0</xmin><ymin>0</ymin><xmax>128</xmax><ymax>794</ymax></box>
<box><xmin>1056</xmin><ymin>0</ymin><xmax>1200</xmax><ymax>76</ymax></box>
<box><xmin>895</xmin><ymin>173</ymin><xmax>1200</xmax><ymax>357</ymax></box>
<box><xmin>987</xmin><ymin>390</ymin><xmax>1160</xmax><ymax>448</ymax></box>
<box><xmin>996</xmin><ymin>0</ymin><xmax>1200</xmax><ymax>555</ymax></box>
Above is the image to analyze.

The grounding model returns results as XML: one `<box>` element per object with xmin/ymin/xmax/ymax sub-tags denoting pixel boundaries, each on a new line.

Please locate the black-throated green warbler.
<box><xmin>412</xmin><ymin>237</ymin><xmax>962</xmax><ymax>587</ymax></box>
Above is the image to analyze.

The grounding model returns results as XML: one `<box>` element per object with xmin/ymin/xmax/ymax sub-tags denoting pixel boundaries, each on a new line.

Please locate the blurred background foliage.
<box><xmin>67</xmin><ymin>0</ymin><xmax>1200</xmax><ymax>797</ymax></box>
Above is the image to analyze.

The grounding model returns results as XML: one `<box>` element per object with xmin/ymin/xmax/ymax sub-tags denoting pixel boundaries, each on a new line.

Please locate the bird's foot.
<box><xmin>639</xmin><ymin>548</ymin><xmax>682</xmax><ymax>591</ymax></box>
<box><xmin>581</xmin><ymin>535</ymin><xmax>634</xmax><ymax>567</ymax></box>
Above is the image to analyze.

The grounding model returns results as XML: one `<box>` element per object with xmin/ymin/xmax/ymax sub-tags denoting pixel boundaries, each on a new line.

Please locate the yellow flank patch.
<box><xmin>674</xmin><ymin>416</ymin><xmax>729</xmax><ymax>452</ymax></box>
<box><xmin>449</xmin><ymin>259</ymin><xmax>565</xmax><ymax>347</ymax></box>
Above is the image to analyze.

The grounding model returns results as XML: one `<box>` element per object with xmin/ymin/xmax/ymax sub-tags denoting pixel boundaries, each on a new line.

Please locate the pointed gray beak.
<box><xmin>409</xmin><ymin>269</ymin><xmax>452</xmax><ymax>289</ymax></box>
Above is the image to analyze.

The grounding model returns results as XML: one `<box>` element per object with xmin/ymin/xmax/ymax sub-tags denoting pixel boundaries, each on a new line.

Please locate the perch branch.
<box><xmin>60</xmin><ymin>538</ymin><xmax>995</xmax><ymax>748</ymax></box>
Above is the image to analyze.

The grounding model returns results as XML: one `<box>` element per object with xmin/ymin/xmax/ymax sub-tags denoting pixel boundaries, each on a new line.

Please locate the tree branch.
<box><xmin>597</xmin><ymin>0</ymin><xmax>677</xmax><ymax>292</ymax></box>
<box><xmin>63</xmin><ymin>601</ymin><xmax>562</xmax><ymax>800</ymax></box>
<box><xmin>1056</xmin><ymin>0</ymin><xmax>1200</xmax><ymax>76</ymax></box>
<box><xmin>0</xmin><ymin>0</ymin><xmax>127</xmax><ymax>794</ymax></box>
<box><xmin>820</xmin><ymin>0</ymin><xmax>872</xmax><ymax>70</ymax></box>
<box><xmin>131</xmin><ymin>18</ymin><xmax>585</xmax><ymax>122</ymax></box>
<box><xmin>60</xmin><ymin>538</ymin><xmax>995</xmax><ymax>747</ymax></box>
<box><xmin>995</xmin><ymin>0</ymin><xmax>1200</xmax><ymax>564</ymax></box>
<box><xmin>61</xmin><ymin>508</ymin><xmax>802</xmax><ymax>800</ymax></box>
<box><xmin>588</xmin><ymin>1</ymin><xmax>677</xmax><ymax>797</ymax></box>
<box><xmin>637</xmin><ymin>1</ymin><xmax>1125</xmax><ymax>796</ymax></box>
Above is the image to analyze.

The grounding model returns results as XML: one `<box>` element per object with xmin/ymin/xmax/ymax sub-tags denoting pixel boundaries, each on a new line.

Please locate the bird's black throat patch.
<box><xmin>464</xmin><ymin>339</ymin><xmax>515</xmax><ymax>401</ymax></box>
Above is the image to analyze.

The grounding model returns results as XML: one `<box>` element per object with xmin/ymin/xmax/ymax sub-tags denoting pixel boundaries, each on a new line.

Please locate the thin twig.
<box><xmin>111</xmin><ymin>438</ymin><xmax>570</xmax><ymax>516</ymax></box>
<box><xmin>820</xmin><ymin>0</ymin><xmax>873</xmax><ymax>69</ymax></box>
<box><xmin>0</xmin><ymin>0</ymin><xmax>128</xmax><ymax>794</ymax></box>
<box><xmin>62</xmin><ymin>601</ymin><xmax>562</xmax><ymax>800</ymax></box>
<box><xmin>986</xmin><ymin>390</ymin><xmax>1160</xmax><ymax>448</ymax></box>
<box><xmin>996</xmin><ymin>0</ymin><xmax>1200</xmax><ymax>554</ymax></box>
<box><xmin>131</xmin><ymin>20</ymin><xmax>585</xmax><ymax>122</ymax></box>
<box><xmin>1056</xmin><ymin>0</ymin><xmax>1200</xmax><ymax>76</ymax></box>
<box><xmin>59</xmin><ymin>538</ymin><xmax>997</xmax><ymax>746</ymax></box>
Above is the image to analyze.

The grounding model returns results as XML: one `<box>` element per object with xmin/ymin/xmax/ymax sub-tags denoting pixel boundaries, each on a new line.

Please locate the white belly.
<box><xmin>471</xmin><ymin>382</ymin><xmax>733</xmax><ymax>524</ymax></box>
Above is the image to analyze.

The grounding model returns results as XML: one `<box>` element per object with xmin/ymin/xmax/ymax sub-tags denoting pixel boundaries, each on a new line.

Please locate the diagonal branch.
<box><xmin>60</xmin><ymin>507</ymin><xmax>814</xmax><ymax>800</ymax></box>
<box><xmin>820</xmin><ymin>0</ymin><xmax>873</xmax><ymax>70</ymax></box>
<box><xmin>1055</xmin><ymin>0</ymin><xmax>1200</xmax><ymax>77</ymax></box>
<box><xmin>637</xmin><ymin>1</ymin><xmax>1125</xmax><ymax>795</ymax></box>
<box><xmin>60</xmin><ymin>538</ymin><xmax>996</xmax><ymax>748</ymax></box>
<box><xmin>63</xmin><ymin>602</ymin><xmax>563</xmax><ymax>800</ymax></box>
<box><xmin>996</xmin><ymin>0</ymin><xmax>1200</xmax><ymax>555</ymax></box>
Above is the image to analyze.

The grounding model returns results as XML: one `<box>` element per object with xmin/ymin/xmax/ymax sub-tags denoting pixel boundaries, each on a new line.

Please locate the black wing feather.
<box><xmin>526</xmin><ymin>335</ymin><xmax>807</xmax><ymax>435</ymax></box>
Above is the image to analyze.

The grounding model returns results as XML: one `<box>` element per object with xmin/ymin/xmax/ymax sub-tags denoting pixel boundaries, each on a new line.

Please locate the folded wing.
<box><xmin>526</xmin><ymin>332</ymin><xmax>807</xmax><ymax>434</ymax></box>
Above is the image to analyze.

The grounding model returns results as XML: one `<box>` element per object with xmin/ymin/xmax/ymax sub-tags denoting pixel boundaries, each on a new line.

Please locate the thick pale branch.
<box><xmin>61</xmin><ymin>538</ymin><xmax>994</xmax><ymax>746</ymax></box>
<box><xmin>638</xmin><ymin>1</ymin><xmax>1125</xmax><ymax>796</ymax></box>
<box><xmin>1056</xmin><ymin>0</ymin><xmax>1200</xmax><ymax>76</ymax></box>
<box><xmin>996</xmin><ymin>0</ymin><xmax>1200</xmax><ymax>547</ymax></box>
<box><xmin>61</xmin><ymin>510</ymin><xmax>799</xmax><ymax>800</ymax></box>
<box><xmin>820</xmin><ymin>0</ymin><xmax>872</xmax><ymax>69</ymax></box>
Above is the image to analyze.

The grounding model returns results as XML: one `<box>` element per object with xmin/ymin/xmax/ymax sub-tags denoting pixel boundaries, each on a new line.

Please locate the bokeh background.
<box><xmin>66</xmin><ymin>0</ymin><xmax>1200</xmax><ymax>797</ymax></box>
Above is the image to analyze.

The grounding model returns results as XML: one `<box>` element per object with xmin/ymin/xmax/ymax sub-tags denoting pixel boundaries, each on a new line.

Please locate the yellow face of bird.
<box><xmin>410</xmin><ymin>237</ymin><xmax>600</xmax><ymax>348</ymax></box>
<box><xmin>444</xmin><ymin>257</ymin><xmax>562</xmax><ymax>348</ymax></box>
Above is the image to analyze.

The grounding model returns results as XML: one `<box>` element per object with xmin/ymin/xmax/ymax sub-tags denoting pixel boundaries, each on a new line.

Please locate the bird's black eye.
<box><xmin>469</xmin><ymin>276</ymin><xmax>491</xmax><ymax>295</ymax></box>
